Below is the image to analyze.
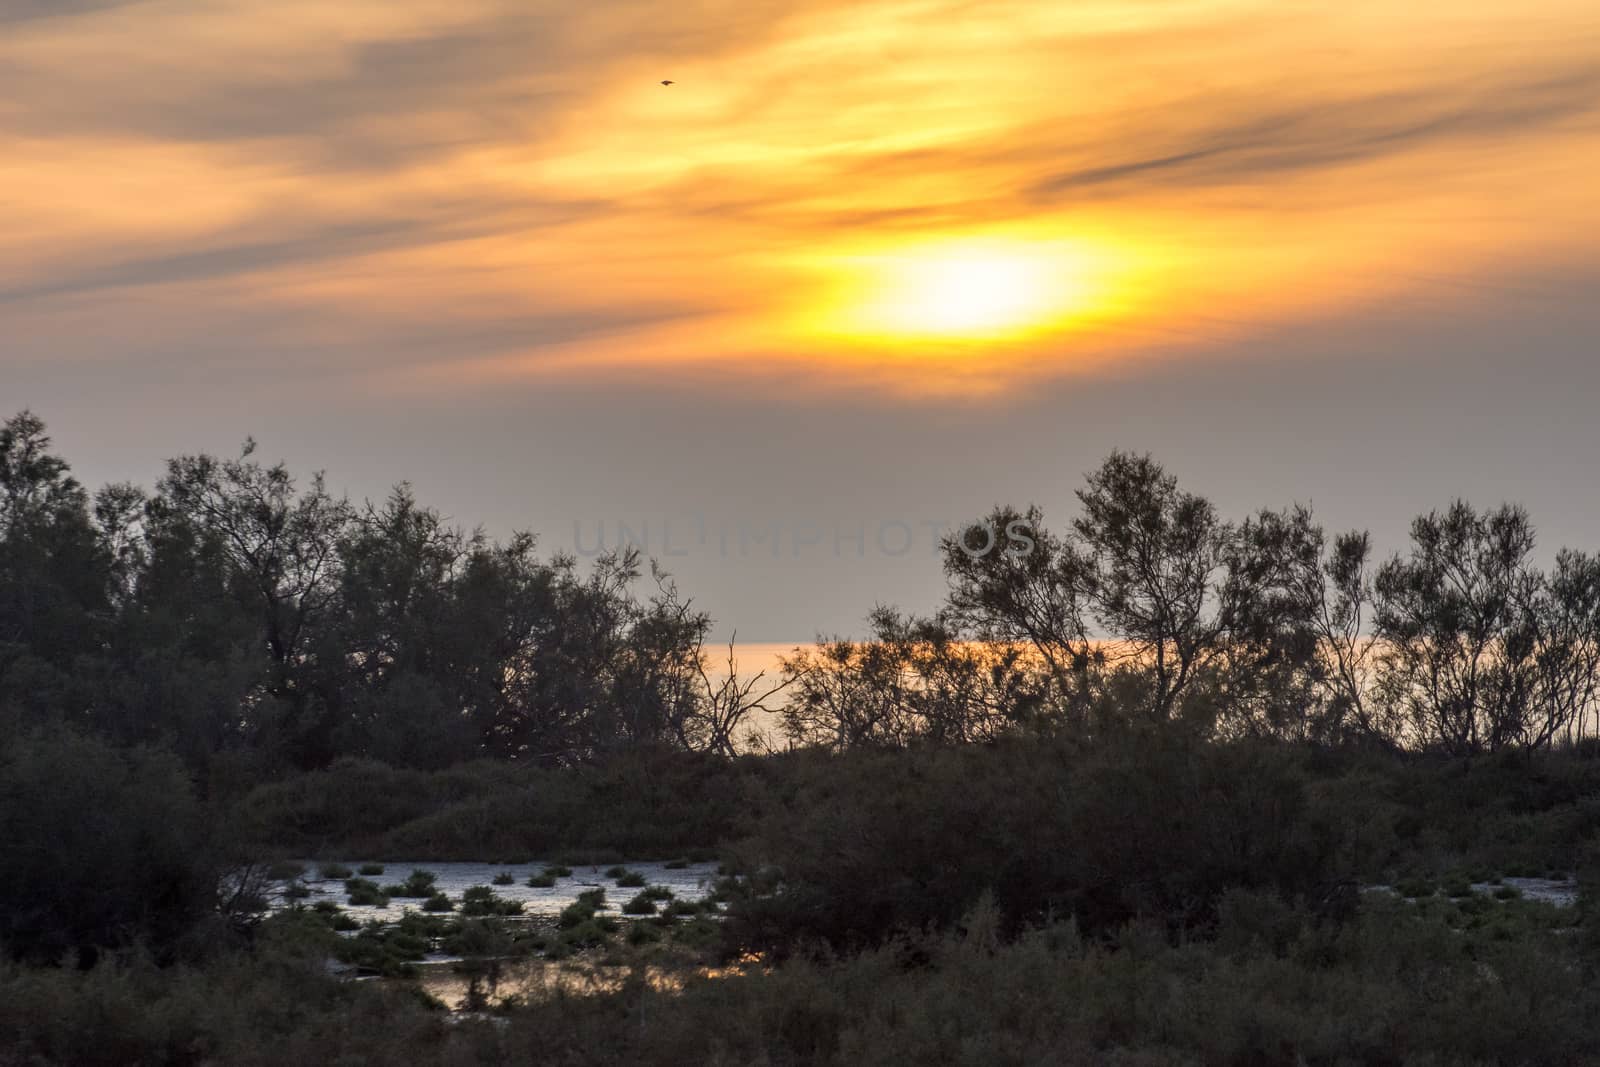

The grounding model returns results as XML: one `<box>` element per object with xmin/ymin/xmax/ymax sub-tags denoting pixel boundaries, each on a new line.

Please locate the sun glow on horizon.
<box><xmin>799</xmin><ymin>237</ymin><xmax>1120</xmax><ymax>347</ymax></box>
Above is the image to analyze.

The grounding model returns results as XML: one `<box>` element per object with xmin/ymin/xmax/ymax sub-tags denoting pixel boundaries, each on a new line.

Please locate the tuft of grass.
<box><xmin>358</xmin><ymin>863</ymin><xmax>385</xmax><ymax>876</ymax></box>
<box><xmin>422</xmin><ymin>892</ymin><xmax>455</xmax><ymax>912</ymax></box>
<box><xmin>526</xmin><ymin>873</ymin><xmax>557</xmax><ymax>888</ymax></box>
<box><xmin>627</xmin><ymin>922</ymin><xmax>663</xmax><ymax>945</ymax></box>
<box><xmin>319</xmin><ymin>863</ymin><xmax>353</xmax><ymax>880</ymax></box>
<box><xmin>604</xmin><ymin>865</ymin><xmax>628</xmax><ymax>879</ymax></box>
<box><xmin>543</xmin><ymin>865</ymin><xmax>573</xmax><ymax>878</ymax></box>
<box><xmin>492</xmin><ymin>872</ymin><xmax>515</xmax><ymax>886</ymax></box>
<box><xmin>616</xmin><ymin>871</ymin><xmax>647</xmax><ymax>888</ymax></box>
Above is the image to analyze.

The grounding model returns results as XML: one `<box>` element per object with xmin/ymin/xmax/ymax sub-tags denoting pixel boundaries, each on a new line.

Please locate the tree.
<box><xmin>1072</xmin><ymin>452</ymin><xmax>1236</xmax><ymax>726</ymax></box>
<box><xmin>686</xmin><ymin>633</ymin><xmax>791</xmax><ymax>757</ymax></box>
<box><xmin>779</xmin><ymin>607</ymin><xmax>1047</xmax><ymax>750</ymax></box>
<box><xmin>139</xmin><ymin>442</ymin><xmax>353</xmax><ymax>768</ymax></box>
<box><xmin>1371</xmin><ymin>502</ymin><xmax>1581</xmax><ymax>754</ymax></box>
<box><xmin>0</xmin><ymin>412</ymin><xmax>113</xmax><ymax>729</ymax></box>
<box><xmin>941</xmin><ymin>504</ymin><xmax>1097</xmax><ymax>717</ymax></box>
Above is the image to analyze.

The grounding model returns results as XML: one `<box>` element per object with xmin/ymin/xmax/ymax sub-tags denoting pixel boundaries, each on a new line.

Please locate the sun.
<box><xmin>807</xmin><ymin>237</ymin><xmax>1100</xmax><ymax>344</ymax></box>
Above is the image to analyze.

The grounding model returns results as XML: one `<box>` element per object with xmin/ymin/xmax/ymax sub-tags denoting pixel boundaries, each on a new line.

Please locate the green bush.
<box><xmin>343</xmin><ymin>879</ymin><xmax>388</xmax><ymax>907</ymax></box>
<box><xmin>460</xmin><ymin>886</ymin><xmax>522</xmax><ymax>917</ymax></box>
<box><xmin>492</xmin><ymin>872</ymin><xmax>515</xmax><ymax>886</ymax></box>
<box><xmin>526</xmin><ymin>873</ymin><xmax>556</xmax><ymax>888</ymax></box>
<box><xmin>422</xmin><ymin>893</ymin><xmax>454</xmax><ymax>913</ymax></box>
<box><xmin>622</xmin><ymin>893</ymin><xmax>657</xmax><ymax>916</ymax></box>
<box><xmin>616</xmin><ymin>872</ymin><xmax>646</xmax><ymax>888</ymax></box>
<box><xmin>382</xmin><ymin>870</ymin><xmax>438</xmax><ymax>898</ymax></box>
<box><xmin>318</xmin><ymin>863</ymin><xmax>353</xmax><ymax>880</ymax></box>
<box><xmin>627</xmin><ymin>922</ymin><xmax>663</xmax><ymax>945</ymax></box>
<box><xmin>358</xmin><ymin>864</ymin><xmax>385</xmax><ymax>876</ymax></box>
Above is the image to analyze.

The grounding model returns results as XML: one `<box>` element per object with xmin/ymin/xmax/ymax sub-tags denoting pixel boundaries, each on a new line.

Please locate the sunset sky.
<box><xmin>5</xmin><ymin>0</ymin><xmax>1600</xmax><ymax>646</ymax></box>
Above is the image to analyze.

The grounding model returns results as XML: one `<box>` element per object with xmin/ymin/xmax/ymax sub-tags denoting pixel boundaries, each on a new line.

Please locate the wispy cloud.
<box><xmin>1029</xmin><ymin>64</ymin><xmax>1600</xmax><ymax>198</ymax></box>
<box><xmin>1</xmin><ymin>0</ymin><xmax>1598</xmax><ymax>396</ymax></box>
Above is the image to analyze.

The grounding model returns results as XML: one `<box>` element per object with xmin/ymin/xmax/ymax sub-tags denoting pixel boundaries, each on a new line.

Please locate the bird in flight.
<box><xmin>661</xmin><ymin>79</ymin><xmax>674</xmax><ymax>86</ymax></box>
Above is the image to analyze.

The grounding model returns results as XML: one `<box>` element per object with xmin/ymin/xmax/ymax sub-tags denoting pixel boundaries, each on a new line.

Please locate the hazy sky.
<box><xmin>4</xmin><ymin>0</ymin><xmax>1600</xmax><ymax>644</ymax></box>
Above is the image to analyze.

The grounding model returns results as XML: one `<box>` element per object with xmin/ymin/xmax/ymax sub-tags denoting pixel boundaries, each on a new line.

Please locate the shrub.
<box><xmin>559</xmin><ymin>898</ymin><xmax>602</xmax><ymax>929</ymax></box>
<box><xmin>722</xmin><ymin>736</ymin><xmax>1337</xmax><ymax>955</ymax></box>
<box><xmin>627</xmin><ymin>922</ymin><xmax>663</xmax><ymax>945</ymax></box>
<box><xmin>526</xmin><ymin>873</ymin><xmax>557</xmax><ymax>888</ymax></box>
<box><xmin>604</xmin><ymin>866</ymin><xmax>628</xmax><ymax>879</ymax></box>
<box><xmin>622</xmin><ymin>893</ymin><xmax>658</xmax><ymax>916</ymax></box>
<box><xmin>358</xmin><ymin>863</ymin><xmax>385</xmax><ymax>876</ymax></box>
<box><xmin>265</xmin><ymin>860</ymin><xmax>307</xmax><ymax>882</ymax></box>
<box><xmin>344</xmin><ymin>878</ymin><xmax>389</xmax><ymax>907</ymax></box>
<box><xmin>1396</xmin><ymin>878</ymin><xmax>1435</xmax><ymax>899</ymax></box>
<box><xmin>492</xmin><ymin>872</ymin><xmax>515</xmax><ymax>886</ymax></box>
<box><xmin>616</xmin><ymin>872</ymin><xmax>647</xmax><ymax>888</ymax></box>
<box><xmin>0</xmin><ymin>729</ymin><xmax>221</xmax><ymax>965</ymax></box>
<box><xmin>422</xmin><ymin>893</ymin><xmax>455</xmax><ymax>913</ymax></box>
<box><xmin>383</xmin><ymin>870</ymin><xmax>438</xmax><ymax>898</ymax></box>
<box><xmin>544</xmin><ymin>865</ymin><xmax>573</xmax><ymax>878</ymax></box>
<box><xmin>319</xmin><ymin>863</ymin><xmax>353</xmax><ymax>880</ymax></box>
<box><xmin>460</xmin><ymin>886</ymin><xmax>522</xmax><ymax>917</ymax></box>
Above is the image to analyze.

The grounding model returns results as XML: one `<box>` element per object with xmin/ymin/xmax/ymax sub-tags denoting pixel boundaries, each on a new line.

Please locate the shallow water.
<box><xmin>271</xmin><ymin>860</ymin><xmax>721</xmax><ymax>924</ymax></box>
<box><xmin>1365</xmin><ymin>876</ymin><xmax>1579</xmax><ymax>908</ymax></box>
